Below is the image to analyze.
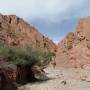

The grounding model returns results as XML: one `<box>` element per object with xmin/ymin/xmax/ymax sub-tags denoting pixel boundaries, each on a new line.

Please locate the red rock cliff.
<box><xmin>0</xmin><ymin>14</ymin><xmax>56</xmax><ymax>52</ymax></box>
<box><xmin>55</xmin><ymin>17</ymin><xmax>90</xmax><ymax>69</ymax></box>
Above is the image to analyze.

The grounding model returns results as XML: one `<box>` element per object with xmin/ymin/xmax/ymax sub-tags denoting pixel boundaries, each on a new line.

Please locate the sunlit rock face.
<box><xmin>0</xmin><ymin>14</ymin><xmax>56</xmax><ymax>52</ymax></box>
<box><xmin>0</xmin><ymin>14</ymin><xmax>57</xmax><ymax>89</ymax></box>
<box><xmin>56</xmin><ymin>17</ymin><xmax>90</xmax><ymax>69</ymax></box>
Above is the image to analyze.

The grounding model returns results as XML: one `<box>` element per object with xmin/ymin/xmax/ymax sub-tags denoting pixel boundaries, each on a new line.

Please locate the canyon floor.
<box><xmin>18</xmin><ymin>67</ymin><xmax>90</xmax><ymax>90</ymax></box>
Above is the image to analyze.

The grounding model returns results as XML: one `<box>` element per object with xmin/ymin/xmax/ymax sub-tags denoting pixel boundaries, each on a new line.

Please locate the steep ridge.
<box><xmin>56</xmin><ymin>17</ymin><xmax>90</xmax><ymax>69</ymax></box>
<box><xmin>0</xmin><ymin>14</ymin><xmax>56</xmax><ymax>52</ymax></box>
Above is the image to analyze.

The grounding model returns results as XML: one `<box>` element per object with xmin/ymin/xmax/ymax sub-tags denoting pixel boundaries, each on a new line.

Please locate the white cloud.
<box><xmin>0</xmin><ymin>0</ymin><xmax>87</xmax><ymax>22</ymax></box>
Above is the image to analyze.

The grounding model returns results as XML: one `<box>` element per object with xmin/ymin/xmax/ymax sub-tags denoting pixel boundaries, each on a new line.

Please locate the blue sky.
<box><xmin>0</xmin><ymin>0</ymin><xmax>90</xmax><ymax>43</ymax></box>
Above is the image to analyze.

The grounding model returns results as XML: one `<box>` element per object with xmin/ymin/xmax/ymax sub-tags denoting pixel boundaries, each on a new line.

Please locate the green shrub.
<box><xmin>37</xmin><ymin>50</ymin><xmax>55</xmax><ymax>67</ymax></box>
<box><xmin>0</xmin><ymin>45</ymin><xmax>55</xmax><ymax>68</ymax></box>
<box><xmin>67</xmin><ymin>42</ymin><xmax>73</xmax><ymax>49</ymax></box>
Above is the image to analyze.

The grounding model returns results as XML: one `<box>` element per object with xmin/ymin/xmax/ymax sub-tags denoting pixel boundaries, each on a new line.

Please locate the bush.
<box><xmin>37</xmin><ymin>50</ymin><xmax>55</xmax><ymax>68</ymax></box>
<box><xmin>0</xmin><ymin>45</ymin><xmax>55</xmax><ymax>68</ymax></box>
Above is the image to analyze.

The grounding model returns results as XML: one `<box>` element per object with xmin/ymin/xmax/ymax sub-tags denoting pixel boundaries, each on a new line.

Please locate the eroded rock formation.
<box><xmin>0</xmin><ymin>14</ymin><xmax>56</xmax><ymax>52</ymax></box>
<box><xmin>56</xmin><ymin>17</ymin><xmax>90</xmax><ymax>69</ymax></box>
<box><xmin>0</xmin><ymin>62</ymin><xmax>17</xmax><ymax>90</ymax></box>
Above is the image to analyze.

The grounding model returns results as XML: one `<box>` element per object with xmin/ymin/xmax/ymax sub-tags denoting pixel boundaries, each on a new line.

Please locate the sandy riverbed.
<box><xmin>18</xmin><ymin>67</ymin><xmax>90</xmax><ymax>90</ymax></box>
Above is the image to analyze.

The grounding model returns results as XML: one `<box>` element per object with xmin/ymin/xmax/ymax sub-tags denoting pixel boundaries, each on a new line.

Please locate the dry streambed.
<box><xmin>18</xmin><ymin>68</ymin><xmax>90</xmax><ymax>90</ymax></box>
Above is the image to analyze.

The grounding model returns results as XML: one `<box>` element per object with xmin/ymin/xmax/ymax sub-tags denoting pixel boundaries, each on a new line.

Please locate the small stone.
<box><xmin>61</xmin><ymin>80</ymin><xmax>67</xmax><ymax>85</ymax></box>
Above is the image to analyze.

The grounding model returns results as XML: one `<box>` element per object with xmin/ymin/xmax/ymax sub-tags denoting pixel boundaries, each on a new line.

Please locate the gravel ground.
<box><xmin>18</xmin><ymin>67</ymin><xmax>90</xmax><ymax>90</ymax></box>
